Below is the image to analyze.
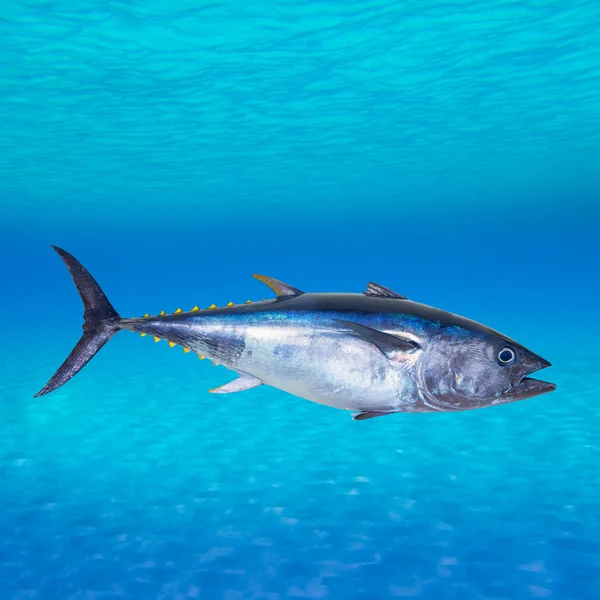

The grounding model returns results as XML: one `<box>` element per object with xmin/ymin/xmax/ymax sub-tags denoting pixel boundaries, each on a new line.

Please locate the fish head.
<box><xmin>421</xmin><ymin>326</ymin><xmax>555</xmax><ymax>410</ymax></box>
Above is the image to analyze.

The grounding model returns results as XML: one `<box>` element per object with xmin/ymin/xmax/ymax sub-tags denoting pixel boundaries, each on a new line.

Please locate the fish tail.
<box><xmin>34</xmin><ymin>246</ymin><xmax>121</xmax><ymax>398</ymax></box>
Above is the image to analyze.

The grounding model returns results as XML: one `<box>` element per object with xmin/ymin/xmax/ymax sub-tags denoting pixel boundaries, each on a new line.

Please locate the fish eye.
<box><xmin>498</xmin><ymin>347</ymin><xmax>516</xmax><ymax>365</ymax></box>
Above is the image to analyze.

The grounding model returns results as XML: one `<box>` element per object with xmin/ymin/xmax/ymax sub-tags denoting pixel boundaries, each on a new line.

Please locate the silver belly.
<box><xmin>225</xmin><ymin>324</ymin><xmax>422</xmax><ymax>412</ymax></box>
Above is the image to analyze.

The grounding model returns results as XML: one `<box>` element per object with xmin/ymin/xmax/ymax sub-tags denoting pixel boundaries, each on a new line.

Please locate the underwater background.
<box><xmin>1</xmin><ymin>1</ymin><xmax>600</xmax><ymax>599</ymax></box>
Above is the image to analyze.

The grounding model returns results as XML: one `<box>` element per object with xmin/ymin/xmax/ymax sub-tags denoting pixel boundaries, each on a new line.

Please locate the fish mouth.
<box><xmin>508</xmin><ymin>376</ymin><xmax>557</xmax><ymax>398</ymax></box>
<box><xmin>502</xmin><ymin>358</ymin><xmax>556</xmax><ymax>401</ymax></box>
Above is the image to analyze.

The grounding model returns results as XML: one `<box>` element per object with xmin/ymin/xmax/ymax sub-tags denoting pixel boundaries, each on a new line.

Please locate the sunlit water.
<box><xmin>1</xmin><ymin>1</ymin><xmax>600</xmax><ymax>599</ymax></box>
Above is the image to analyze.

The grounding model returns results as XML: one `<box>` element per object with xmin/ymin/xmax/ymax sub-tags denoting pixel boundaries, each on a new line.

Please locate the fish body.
<box><xmin>36</xmin><ymin>247</ymin><xmax>555</xmax><ymax>420</ymax></box>
<box><xmin>123</xmin><ymin>295</ymin><xmax>429</xmax><ymax>413</ymax></box>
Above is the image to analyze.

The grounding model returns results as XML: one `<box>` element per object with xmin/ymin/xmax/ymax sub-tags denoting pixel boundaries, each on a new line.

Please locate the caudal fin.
<box><xmin>34</xmin><ymin>246</ymin><xmax>121</xmax><ymax>398</ymax></box>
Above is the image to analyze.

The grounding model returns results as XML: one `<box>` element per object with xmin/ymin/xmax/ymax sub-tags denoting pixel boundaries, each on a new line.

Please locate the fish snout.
<box><xmin>517</xmin><ymin>350</ymin><xmax>552</xmax><ymax>380</ymax></box>
<box><xmin>505</xmin><ymin>348</ymin><xmax>555</xmax><ymax>400</ymax></box>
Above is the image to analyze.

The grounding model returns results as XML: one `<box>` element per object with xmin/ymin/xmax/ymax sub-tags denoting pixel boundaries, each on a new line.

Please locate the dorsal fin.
<box><xmin>364</xmin><ymin>282</ymin><xmax>406</xmax><ymax>300</ymax></box>
<box><xmin>252</xmin><ymin>274</ymin><xmax>303</xmax><ymax>298</ymax></box>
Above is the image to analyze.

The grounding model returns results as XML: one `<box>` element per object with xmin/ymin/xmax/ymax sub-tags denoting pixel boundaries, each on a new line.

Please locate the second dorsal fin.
<box><xmin>364</xmin><ymin>282</ymin><xmax>407</xmax><ymax>300</ymax></box>
<box><xmin>252</xmin><ymin>274</ymin><xmax>303</xmax><ymax>298</ymax></box>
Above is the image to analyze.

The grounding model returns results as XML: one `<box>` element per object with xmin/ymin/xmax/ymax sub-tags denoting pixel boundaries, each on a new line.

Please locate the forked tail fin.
<box><xmin>34</xmin><ymin>246</ymin><xmax>121</xmax><ymax>398</ymax></box>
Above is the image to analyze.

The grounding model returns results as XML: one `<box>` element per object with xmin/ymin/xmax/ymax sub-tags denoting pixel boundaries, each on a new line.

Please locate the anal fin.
<box><xmin>353</xmin><ymin>411</ymin><xmax>393</xmax><ymax>421</ymax></box>
<box><xmin>209</xmin><ymin>374</ymin><xmax>263</xmax><ymax>394</ymax></box>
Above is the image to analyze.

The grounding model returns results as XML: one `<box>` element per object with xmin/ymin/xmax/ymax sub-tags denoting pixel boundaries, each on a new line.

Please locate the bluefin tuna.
<box><xmin>35</xmin><ymin>246</ymin><xmax>555</xmax><ymax>420</ymax></box>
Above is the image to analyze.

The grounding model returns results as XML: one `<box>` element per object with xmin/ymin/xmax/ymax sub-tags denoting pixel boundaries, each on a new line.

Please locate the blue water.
<box><xmin>1</xmin><ymin>1</ymin><xmax>600</xmax><ymax>599</ymax></box>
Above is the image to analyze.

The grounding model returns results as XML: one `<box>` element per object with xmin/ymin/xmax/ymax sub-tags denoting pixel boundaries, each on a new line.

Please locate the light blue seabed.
<box><xmin>1</xmin><ymin>0</ymin><xmax>600</xmax><ymax>598</ymax></box>
<box><xmin>1</xmin><ymin>315</ymin><xmax>600</xmax><ymax>599</ymax></box>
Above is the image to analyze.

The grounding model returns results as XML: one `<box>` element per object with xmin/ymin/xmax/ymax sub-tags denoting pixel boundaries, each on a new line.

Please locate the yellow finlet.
<box><xmin>140</xmin><ymin>332</ymin><xmax>147</xmax><ymax>337</ymax></box>
<box><xmin>174</xmin><ymin>308</ymin><xmax>183</xmax><ymax>314</ymax></box>
<box><xmin>191</xmin><ymin>306</ymin><xmax>199</xmax><ymax>311</ymax></box>
<box><xmin>209</xmin><ymin>304</ymin><xmax>217</xmax><ymax>309</ymax></box>
<box><xmin>144</xmin><ymin>313</ymin><xmax>150</xmax><ymax>318</ymax></box>
<box><xmin>183</xmin><ymin>347</ymin><xmax>190</xmax><ymax>353</ymax></box>
<box><xmin>168</xmin><ymin>341</ymin><xmax>176</xmax><ymax>348</ymax></box>
<box><xmin>154</xmin><ymin>336</ymin><xmax>161</xmax><ymax>343</ymax></box>
<box><xmin>198</xmin><ymin>354</ymin><xmax>204</xmax><ymax>360</ymax></box>
<box><xmin>246</xmin><ymin>300</ymin><xmax>252</xmax><ymax>304</ymax></box>
<box><xmin>227</xmin><ymin>301</ymin><xmax>234</xmax><ymax>307</ymax></box>
<box><xmin>160</xmin><ymin>310</ymin><xmax>166</xmax><ymax>315</ymax></box>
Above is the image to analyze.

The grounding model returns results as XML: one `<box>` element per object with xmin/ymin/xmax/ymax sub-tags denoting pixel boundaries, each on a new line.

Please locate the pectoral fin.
<box><xmin>209</xmin><ymin>374</ymin><xmax>263</xmax><ymax>394</ymax></box>
<box><xmin>334</xmin><ymin>319</ymin><xmax>420</xmax><ymax>359</ymax></box>
<box><xmin>353</xmin><ymin>411</ymin><xmax>393</xmax><ymax>421</ymax></box>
